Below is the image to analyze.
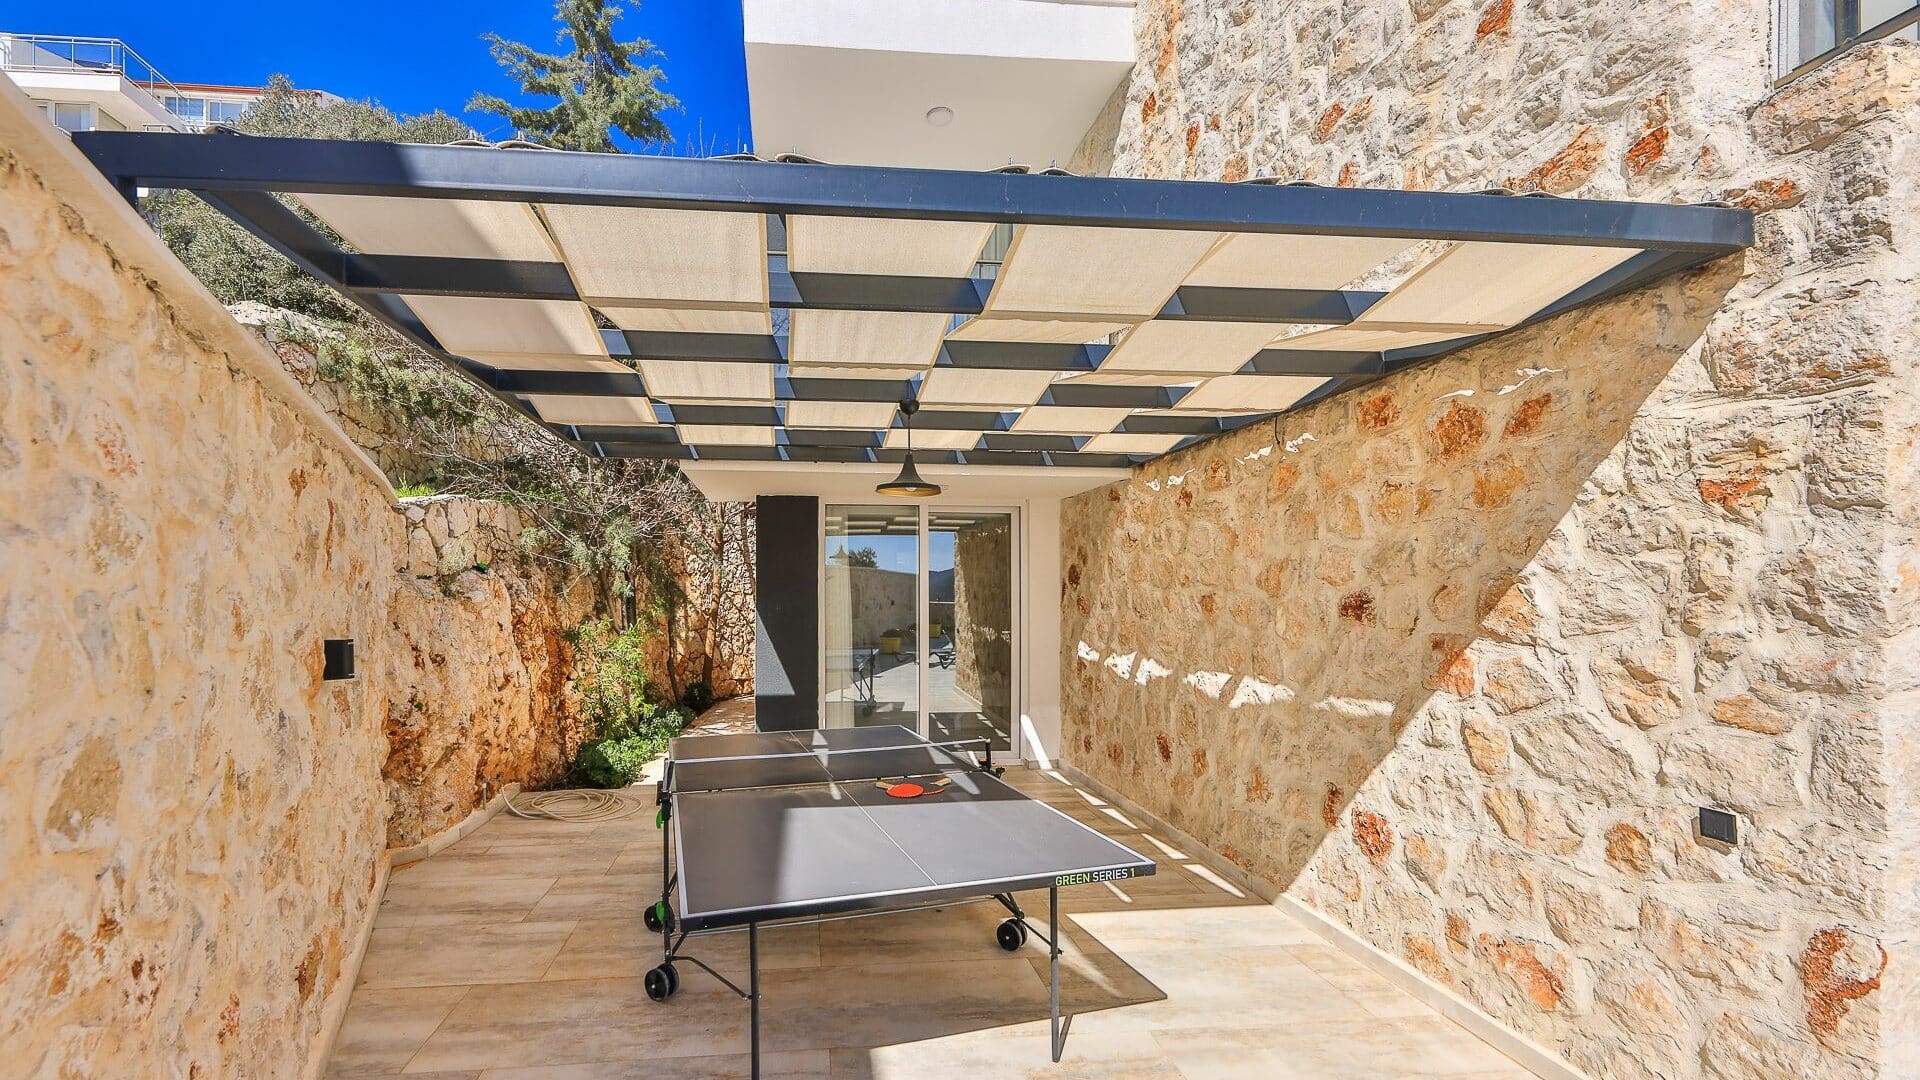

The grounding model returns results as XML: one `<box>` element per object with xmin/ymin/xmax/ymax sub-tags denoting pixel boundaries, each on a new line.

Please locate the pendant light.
<box><xmin>876</xmin><ymin>399</ymin><xmax>942</xmax><ymax>498</ymax></box>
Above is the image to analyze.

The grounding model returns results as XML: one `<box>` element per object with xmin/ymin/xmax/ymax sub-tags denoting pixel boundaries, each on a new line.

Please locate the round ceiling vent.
<box><xmin>924</xmin><ymin>106</ymin><xmax>955</xmax><ymax>127</ymax></box>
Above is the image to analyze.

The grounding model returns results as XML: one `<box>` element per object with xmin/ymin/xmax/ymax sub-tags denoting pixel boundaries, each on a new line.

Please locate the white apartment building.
<box><xmin>0</xmin><ymin>32</ymin><xmax>336</xmax><ymax>135</ymax></box>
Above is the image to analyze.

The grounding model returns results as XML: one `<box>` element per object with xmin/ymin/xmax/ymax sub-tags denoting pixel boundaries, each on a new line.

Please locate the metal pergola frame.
<box><xmin>72</xmin><ymin>130</ymin><xmax>1753</xmax><ymax>470</ymax></box>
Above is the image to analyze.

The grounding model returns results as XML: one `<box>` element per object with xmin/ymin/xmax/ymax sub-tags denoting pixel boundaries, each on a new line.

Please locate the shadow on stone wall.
<box><xmin>1063</xmin><ymin>256</ymin><xmax>1741</xmax><ymax>900</ymax></box>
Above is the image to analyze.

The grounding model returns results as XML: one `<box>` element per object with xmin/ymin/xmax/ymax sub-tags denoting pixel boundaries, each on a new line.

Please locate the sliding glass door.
<box><xmin>823</xmin><ymin>505</ymin><xmax>920</xmax><ymax>729</ymax></box>
<box><xmin>823</xmin><ymin>504</ymin><xmax>1019</xmax><ymax>755</ymax></box>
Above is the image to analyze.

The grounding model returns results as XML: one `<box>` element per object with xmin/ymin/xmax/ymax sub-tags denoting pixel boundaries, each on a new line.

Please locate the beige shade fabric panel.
<box><xmin>917</xmin><ymin>367</ymin><xmax>1061</xmax><ymax>407</ymax></box>
<box><xmin>784</xmin><ymin>400</ymin><xmax>900</xmax><ymax>429</ymax></box>
<box><xmin>885</xmin><ymin>427</ymin><xmax>983</xmax><ymax>451</ymax></box>
<box><xmin>1184</xmin><ymin>233</ymin><xmax>1420</xmax><ymax>291</ymax></box>
<box><xmin>1082</xmin><ymin>432</ymin><xmax>1188</xmax><ymax>455</ymax></box>
<box><xmin>1010</xmin><ymin>405</ymin><xmax>1136</xmax><ymax>434</ymax></box>
<box><xmin>1099</xmin><ymin>320</ymin><xmax>1292</xmax><ymax>376</ymax></box>
<box><xmin>600</xmin><ymin>305</ymin><xmax>773</xmax><ymax>334</ymax></box>
<box><xmin>1171</xmin><ymin>374</ymin><xmax>1328</xmax><ymax>413</ymax></box>
<box><xmin>677</xmin><ymin>424</ymin><xmax>776</xmax><ymax>446</ymax></box>
<box><xmin>298</xmin><ymin>195</ymin><xmax>560</xmax><ymax>261</ymax></box>
<box><xmin>634</xmin><ymin>360</ymin><xmax>774</xmax><ymax>403</ymax></box>
<box><xmin>786</xmin><ymin>216</ymin><xmax>995</xmax><ymax>277</ymax></box>
<box><xmin>1266</xmin><ymin>324</ymin><xmax>1481</xmax><ymax>352</ymax></box>
<box><xmin>788</xmin><ymin>309</ymin><xmax>952</xmax><ymax>367</ymax></box>
<box><xmin>525</xmin><ymin>394</ymin><xmax>657</xmax><ymax>426</ymax></box>
<box><xmin>983</xmin><ymin>225</ymin><xmax>1222</xmax><ymax>318</ymax></box>
<box><xmin>402</xmin><ymin>296</ymin><xmax>606</xmax><ymax>359</ymax></box>
<box><xmin>944</xmin><ymin>314</ymin><xmax>1130</xmax><ymax>344</ymax></box>
<box><xmin>539</xmin><ymin>204</ymin><xmax>768</xmax><ymax>310</ymax></box>
<box><xmin>1358</xmin><ymin>241</ymin><xmax>1642</xmax><ymax>329</ymax></box>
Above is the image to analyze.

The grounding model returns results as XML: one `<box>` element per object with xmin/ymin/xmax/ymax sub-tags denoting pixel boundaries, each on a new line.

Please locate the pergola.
<box><xmin>75</xmin><ymin>131</ymin><xmax>1753</xmax><ymax>471</ymax></box>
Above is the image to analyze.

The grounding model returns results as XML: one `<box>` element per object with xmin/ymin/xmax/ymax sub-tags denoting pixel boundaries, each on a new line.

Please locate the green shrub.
<box><xmin>682</xmin><ymin>680</ymin><xmax>714</xmax><ymax>714</ymax></box>
<box><xmin>566</xmin><ymin>620</ymin><xmax>690</xmax><ymax>787</ymax></box>
<box><xmin>395</xmin><ymin>482</ymin><xmax>437</xmax><ymax>498</ymax></box>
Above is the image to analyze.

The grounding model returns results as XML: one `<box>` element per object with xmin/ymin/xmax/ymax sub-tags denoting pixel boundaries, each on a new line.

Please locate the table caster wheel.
<box><xmin>996</xmin><ymin>918</ymin><xmax>1029</xmax><ymax>951</ymax></box>
<box><xmin>644</xmin><ymin>962</ymin><xmax>679</xmax><ymax>1002</ymax></box>
<box><xmin>643</xmin><ymin>900</ymin><xmax>675</xmax><ymax>933</ymax></box>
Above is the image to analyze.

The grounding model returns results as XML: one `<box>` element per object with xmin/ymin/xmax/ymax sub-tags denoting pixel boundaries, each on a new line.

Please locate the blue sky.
<box><xmin>38</xmin><ymin>0</ymin><xmax>752</xmax><ymax>152</ymax></box>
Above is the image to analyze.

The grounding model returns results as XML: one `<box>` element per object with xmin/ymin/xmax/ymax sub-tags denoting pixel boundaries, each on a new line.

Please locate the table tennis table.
<box><xmin>645</xmin><ymin>724</ymin><xmax>1155</xmax><ymax>1076</ymax></box>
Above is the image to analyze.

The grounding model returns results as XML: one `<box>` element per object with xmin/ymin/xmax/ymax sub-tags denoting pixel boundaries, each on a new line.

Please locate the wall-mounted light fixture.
<box><xmin>323</xmin><ymin>639</ymin><xmax>356</xmax><ymax>681</ymax></box>
<box><xmin>1697</xmin><ymin>806</ymin><xmax>1738</xmax><ymax>845</ymax></box>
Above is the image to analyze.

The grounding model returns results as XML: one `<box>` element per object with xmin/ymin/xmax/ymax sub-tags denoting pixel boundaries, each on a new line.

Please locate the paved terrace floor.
<box><xmin>328</xmin><ymin>707</ymin><xmax>1532</xmax><ymax>1079</ymax></box>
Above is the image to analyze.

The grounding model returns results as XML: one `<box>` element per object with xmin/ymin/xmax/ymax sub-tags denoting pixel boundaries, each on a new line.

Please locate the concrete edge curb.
<box><xmin>1054</xmin><ymin>762</ymin><xmax>1587</xmax><ymax>1080</ymax></box>
<box><xmin>303</xmin><ymin>853</ymin><xmax>389</xmax><ymax>1080</ymax></box>
<box><xmin>389</xmin><ymin>783</ymin><xmax>525</xmax><ymax>867</ymax></box>
<box><xmin>304</xmin><ymin>783</ymin><xmax>523</xmax><ymax>1078</ymax></box>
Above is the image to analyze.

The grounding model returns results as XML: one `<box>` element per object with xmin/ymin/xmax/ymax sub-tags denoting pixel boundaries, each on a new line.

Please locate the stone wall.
<box><xmin>0</xmin><ymin>91</ymin><xmax>397</xmax><ymax>1077</ymax></box>
<box><xmin>1062</xmin><ymin>8</ymin><xmax>1919</xmax><ymax>1078</ymax></box>
<box><xmin>953</xmin><ymin>517</ymin><xmax>1014</xmax><ymax>717</ymax></box>
<box><xmin>0</xmin><ymin>83</ymin><xmax>634</xmax><ymax>1075</ymax></box>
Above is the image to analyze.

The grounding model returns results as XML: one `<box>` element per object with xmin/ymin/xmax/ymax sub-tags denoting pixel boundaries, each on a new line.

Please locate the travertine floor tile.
<box><xmin>330</xmin><ymin>767</ymin><xmax>1533</xmax><ymax>1079</ymax></box>
<box><xmin>357</xmin><ymin>921</ymin><xmax>576</xmax><ymax>989</ymax></box>
<box><xmin>324</xmin><ymin>985</ymin><xmax>469</xmax><ymax>1077</ymax></box>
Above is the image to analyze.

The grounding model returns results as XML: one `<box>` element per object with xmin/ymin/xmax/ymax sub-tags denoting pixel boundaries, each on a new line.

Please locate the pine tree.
<box><xmin>468</xmin><ymin>0</ymin><xmax>679</xmax><ymax>153</ymax></box>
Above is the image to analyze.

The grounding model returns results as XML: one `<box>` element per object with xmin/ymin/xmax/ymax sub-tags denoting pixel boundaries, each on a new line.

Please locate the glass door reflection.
<box><xmin>823</xmin><ymin>505</ymin><xmax>920</xmax><ymax>729</ymax></box>
<box><xmin>928</xmin><ymin>511</ymin><xmax>1014</xmax><ymax>751</ymax></box>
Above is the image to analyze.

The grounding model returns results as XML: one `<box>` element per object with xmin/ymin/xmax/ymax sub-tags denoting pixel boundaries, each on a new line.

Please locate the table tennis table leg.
<box><xmin>1048</xmin><ymin>884</ymin><xmax>1062</xmax><ymax>1062</ymax></box>
<box><xmin>749</xmin><ymin>921</ymin><xmax>761</xmax><ymax>1079</ymax></box>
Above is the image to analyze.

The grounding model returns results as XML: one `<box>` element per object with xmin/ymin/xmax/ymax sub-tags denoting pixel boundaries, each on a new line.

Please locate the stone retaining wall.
<box><xmin>1062</xmin><ymin>9</ymin><xmax>1918</xmax><ymax>1078</ymax></box>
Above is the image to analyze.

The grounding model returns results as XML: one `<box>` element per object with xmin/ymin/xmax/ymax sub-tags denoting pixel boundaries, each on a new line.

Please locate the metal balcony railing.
<box><xmin>0</xmin><ymin>32</ymin><xmax>185</xmax><ymax>103</ymax></box>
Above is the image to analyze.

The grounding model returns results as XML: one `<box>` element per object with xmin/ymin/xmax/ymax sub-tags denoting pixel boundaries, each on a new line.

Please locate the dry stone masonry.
<box><xmin>1064</xmin><ymin>6</ymin><xmax>1918</xmax><ymax>1078</ymax></box>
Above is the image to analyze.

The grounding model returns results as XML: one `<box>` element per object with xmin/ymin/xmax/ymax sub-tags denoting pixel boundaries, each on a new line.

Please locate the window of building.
<box><xmin>162</xmin><ymin>95</ymin><xmax>206</xmax><ymax>124</ymax></box>
<box><xmin>207</xmin><ymin>99</ymin><xmax>247</xmax><ymax>125</ymax></box>
<box><xmin>49</xmin><ymin>102</ymin><xmax>94</xmax><ymax>133</ymax></box>
<box><xmin>1778</xmin><ymin>0</ymin><xmax>1920</xmax><ymax>83</ymax></box>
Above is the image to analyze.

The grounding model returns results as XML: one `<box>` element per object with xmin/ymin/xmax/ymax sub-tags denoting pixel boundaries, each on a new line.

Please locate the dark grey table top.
<box><xmin>665</xmin><ymin>726</ymin><xmax>1155</xmax><ymax>930</ymax></box>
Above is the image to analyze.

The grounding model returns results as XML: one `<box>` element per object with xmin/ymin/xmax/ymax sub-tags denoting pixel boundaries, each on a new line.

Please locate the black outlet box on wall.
<box><xmin>1698</xmin><ymin>806</ymin><xmax>1738</xmax><ymax>845</ymax></box>
<box><xmin>323</xmin><ymin>639</ymin><xmax>356</xmax><ymax>681</ymax></box>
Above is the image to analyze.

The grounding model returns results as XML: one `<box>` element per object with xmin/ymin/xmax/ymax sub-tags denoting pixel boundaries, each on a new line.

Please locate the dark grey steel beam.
<box><xmin>477</xmin><ymin>367</ymin><xmax>648</xmax><ymax>396</ymax></box>
<box><xmin>611</xmin><ymin>331</ymin><xmax>785</xmax><ymax>363</ymax></box>
<box><xmin>345</xmin><ymin>254</ymin><xmax>578</xmax><ymax>300</ymax></box>
<box><xmin>773</xmin><ymin>271</ymin><xmax>990</xmax><ymax>314</ymax></box>
<box><xmin>1119</xmin><ymin>413</ymin><xmax>1234</xmax><ymax>435</ymax></box>
<box><xmin>690</xmin><ymin>446</ymin><xmax>784</xmax><ymax>462</ymax></box>
<box><xmin>910</xmin><ymin>409</ymin><xmax>1013</xmax><ymax>431</ymax></box>
<box><xmin>779</xmin><ymin>429</ymin><xmax>884</xmax><ymax>448</ymax></box>
<box><xmin>1245</xmin><ymin>349</ymin><xmax>1387</xmax><ymax>376</ymax></box>
<box><xmin>663</xmin><ymin>403</ymin><xmax>784</xmax><ymax>426</ymax></box>
<box><xmin>566</xmin><ymin>425</ymin><xmax>680</xmax><ymax>444</ymax></box>
<box><xmin>938</xmin><ymin>340</ymin><xmax>1106</xmax><ymax>371</ymax></box>
<box><xmin>982</xmin><ymin>433</ymin><xmax>1080</xmax><ymax>452</ymax></box>
<box><xmin>1040</xmin><ymin>383</ymin><xmax>1186</xmax><ymax>409</ymax></box>
<box><xmin>72</xmin><ymin>131</ymin><xmax>1754</xmax><ymax>252</ymax></box>
<box><xmin>587</xmin><ymin>442</ymin><xmax>694</xmax><ymax>459</ymax></box>
<box><xmin>1159</xmin><ymin>286</ymin><xmax>1384</xmax><ymax>324</ymax></box>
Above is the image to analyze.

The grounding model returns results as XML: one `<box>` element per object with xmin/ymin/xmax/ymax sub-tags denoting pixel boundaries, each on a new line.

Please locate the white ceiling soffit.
<box><xmin>400</xmin><ymin>296</ymin><xmax>606</xmax><ymax>359</ymax></box>
<box><xmin>539</xmin><ymin>204</ymin><xmax>768</xmax><ymax>310</ymax></box>
<box><xmin>678</xmin><ymin>424</ymin><xmax>777</xmax><ymax>447</ymax></box>
<box><xmin>1185</xmin><ymin>233</ymin><xmax>1421</xmax><ymax>290</ymax></box>
<box><xmin>1360</xmin><ymin>241</ymin><xmax>1643</xmax><ymax>328</ymax></box>
<box><xmin>787</xmin><ymin>216</ymin><xmax>996</xmax><ymax>277</ymax></box>
<box><xmin>299</xmin><ymin>195</ymin><xmax>559</xmax><ymax>261</ymax></box>
<box><xmin>985</xmin><ymin>226</ymin><xmax>1222</xmax><ymax>319</ymax></box>
<box><xmin>525</xmin><ymin>394</ymin><xmax>657</xmax><ymax>426</ymax></box>
<box><xmin>1173</xmin><ymin>374</ymin><xmax>1329</xmax><ymax>413</ymax></box>
<box><xmin>1010</xmin><ymin>405</ymin><xmax>1135</xmax><ymax>434</ymax></box>
<box><xmin>634</xmin><ymin>360</ymin><xmax>775</xmax><ymax>403</ymax></box>
<box><xmin>788</xmin><ymin>309</ymin><xmax>952</xmax><ymax>366</ymax></box>
<box><xmin>918</xmin><ymin>367</ymin><xmax>1060</xmax><ymax>407</ymax></box>
<box><xmin>1099</xmin><ymin>320</ymin><xmax>1292</xmax><ymax>376</ymax></box>
<box><xmin>743</xmin><ymin>0</ymin><xmax>1133</xmax><ymax>171</ymax></box>
<box><xmin>784</xmin><ymin>400</ymin><xmax>899</xmax><ymax>429</ymax></box>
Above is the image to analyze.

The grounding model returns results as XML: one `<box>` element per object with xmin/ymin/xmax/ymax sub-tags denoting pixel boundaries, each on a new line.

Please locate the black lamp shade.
<box><xmin>876</xmin><ymin>453</ymin><xmax>942</xmax><ymax>498</ymax></box>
